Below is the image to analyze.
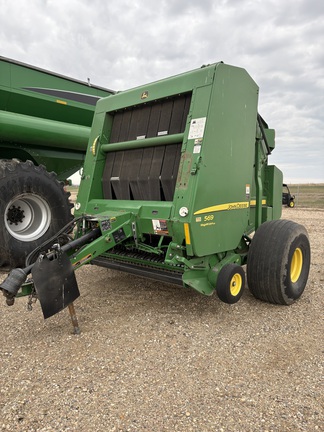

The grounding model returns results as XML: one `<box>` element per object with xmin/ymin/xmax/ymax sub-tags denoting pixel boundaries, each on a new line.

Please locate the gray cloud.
<box><xmin>1</xmin><ymin>0</ymin><xmax>323</xmax><ymax>182</ymax></box>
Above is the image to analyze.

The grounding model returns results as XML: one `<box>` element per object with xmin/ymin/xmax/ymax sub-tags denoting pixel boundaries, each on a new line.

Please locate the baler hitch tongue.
<box><xmin>1</xmin><ymin>262</ymin><xmax>81</xmax><ymax>334</ymax></box>
<box><xmin>0</xmin><ymin>226</ymin><xmax>102</xmax><ymax>333</ymax></box>
<box><xmin>0</xmin><ymin>251</ymin><xmax>80</xmax><ymax>333</ymax></box>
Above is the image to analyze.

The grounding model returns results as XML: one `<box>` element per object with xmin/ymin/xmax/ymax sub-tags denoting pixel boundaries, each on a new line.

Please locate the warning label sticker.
<box><xmin>246</xmin><ymin>184</ymin><xmax>250</xmax><ymax>200</ymax></box>
<box><xmin>152</xmin><ymin>219</ymin><xmax>169</xmax><ymax>235</ymax></box>
<box><xmin>193</xmin><ymin>144</ymin><xmax>201</xmax><ymax>154</ymax></box>
<box><xmin>188</xmin><ymin>117</ymin><xmax>206</xmax><ymax>140</ymax></box>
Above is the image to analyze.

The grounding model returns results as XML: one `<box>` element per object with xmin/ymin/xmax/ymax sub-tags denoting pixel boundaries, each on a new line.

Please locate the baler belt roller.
<box><xmin>100</xmin><ymin>133</ymin><xmax>184</xmax><ymax>152</ymax></box>
<box><xmin>101</xmin><ymin>92</ymin><xmax>191</xmax><ymax>202</ymax></box>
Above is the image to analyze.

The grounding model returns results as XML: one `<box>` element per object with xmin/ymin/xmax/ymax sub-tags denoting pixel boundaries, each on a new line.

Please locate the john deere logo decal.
<box><xmin>141</xmin><ymin>91</ymin><xmax>149</xmax><ymax>99</ymax></box>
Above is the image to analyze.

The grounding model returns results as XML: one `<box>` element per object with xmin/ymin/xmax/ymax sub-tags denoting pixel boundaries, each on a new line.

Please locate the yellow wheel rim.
<box><xmin>290</xmin><ymin>247</ymin><xmax>303</xmax><ymax>283</ymax></box>
<box><xmin>230</xmin><ymin>273</ymin><xmax>242</xmax><ymax>296</ymax></box>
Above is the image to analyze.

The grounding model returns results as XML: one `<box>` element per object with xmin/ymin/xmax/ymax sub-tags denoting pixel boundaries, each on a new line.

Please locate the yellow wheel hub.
<box><xmin>290</xmin><ymin>247</ymin><xmax>303</xmax><ymax>283</ymax></box>
<box><xmin>230</xmin><ymin>273</ymin><xmax>242</xmax><ymax>296</ymax></box>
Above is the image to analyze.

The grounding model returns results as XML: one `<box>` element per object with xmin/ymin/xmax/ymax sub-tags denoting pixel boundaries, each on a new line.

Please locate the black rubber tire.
<box><xmin>0</xmin><ymin>159</ymin><xmax>73</xmax><ymax>270</ymax></box>
<box><xmin>216</xmin><ymin>264</ymin><xmax>245</xmax><ymax>304</ymax></box>
<box><xmin>247</xmin><ymin>220</ymin><xmax>310</xmax><ymax>305</ymax></box>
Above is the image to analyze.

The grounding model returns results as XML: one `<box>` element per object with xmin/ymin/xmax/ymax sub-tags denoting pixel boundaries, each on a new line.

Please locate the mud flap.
<box><xmin>31</xmin><ymin>250</ymin><xmax>80</xmax><ymax>319</ymax></box>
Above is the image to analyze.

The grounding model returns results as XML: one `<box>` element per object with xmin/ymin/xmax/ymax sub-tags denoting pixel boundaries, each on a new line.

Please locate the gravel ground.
<box><xmin>0</xmin><ymin>208</ymin><xmax>323</xmax><ymax>432</ymax></box>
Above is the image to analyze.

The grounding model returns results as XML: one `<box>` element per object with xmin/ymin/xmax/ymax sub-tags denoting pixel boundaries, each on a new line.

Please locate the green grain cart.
<box><xmin>1</xmin><ymin>63</ymin><xmax>311</xmax><ymax>330</ymax></box>
<box><xmin>0</xmin><ymin>56</ymin><xmax>114</xmax><ymax>269</ymax></box>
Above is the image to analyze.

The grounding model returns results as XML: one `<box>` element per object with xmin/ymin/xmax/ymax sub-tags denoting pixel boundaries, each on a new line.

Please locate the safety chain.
<box><xmin>26</xmin><ymin>282</ymin><xmax>38</xmax><ymax>311</ymax></box>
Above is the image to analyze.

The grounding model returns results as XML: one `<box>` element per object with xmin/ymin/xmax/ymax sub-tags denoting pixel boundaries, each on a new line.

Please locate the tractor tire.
<box><xmin>247</xmin><ymin>220</ymin><xmax>310</xmax><ymax>305</ymax></box>
<box><xmin>0</xmin><ymin>159</ymin><xmax>73</xmax><ymax>270</ymax></box>
<box><xmin>216</xmin><ymin>264</ymin><xmax>245</xmax><ymax>304</ymax></box>
<box><xmin>289</xmin><ymin>200</ymin><xmax>295</xmax><ymax>208</ymax></box>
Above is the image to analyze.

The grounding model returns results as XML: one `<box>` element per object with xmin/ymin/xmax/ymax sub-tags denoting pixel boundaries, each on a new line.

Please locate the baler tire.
<box><xmin>216</xmin><ymin>264</ymin><xmax>245</xmax><ymax>304</ymax></box>
<box><xmin>247</xmin><ymin>220</ymin><xmax>310</xmax><ymax>305</ymax></box>
<box><xmin>0</xmin><ymin>159</ymin><xmax>73</xmax><ymax>270</ymax></box>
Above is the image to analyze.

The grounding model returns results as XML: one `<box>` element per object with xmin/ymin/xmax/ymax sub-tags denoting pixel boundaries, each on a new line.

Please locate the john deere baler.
<box><xmin>1</xmin><ymin>62</ymin><xmax>311</xmax><ymax>330</ymax></box>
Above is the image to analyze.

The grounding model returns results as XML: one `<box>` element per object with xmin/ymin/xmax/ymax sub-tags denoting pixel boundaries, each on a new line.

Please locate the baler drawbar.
<box><xmin>0</xmin><ymin>62</ymin><xmax>311</xmax><ymax>332</ymax></box>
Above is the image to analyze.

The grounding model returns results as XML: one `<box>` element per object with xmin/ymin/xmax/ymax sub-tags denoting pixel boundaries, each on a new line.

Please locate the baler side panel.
<box><xmin>178</xmin><ymin>65</ymin><xmax>259</xmax><ymax>256</ymax></box>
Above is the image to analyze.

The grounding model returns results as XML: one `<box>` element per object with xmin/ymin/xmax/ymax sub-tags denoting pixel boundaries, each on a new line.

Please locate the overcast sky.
<box><xmin>1</xmin><ymin>0</ymin><xmax>323</xmax><ymax>183</ymax></box>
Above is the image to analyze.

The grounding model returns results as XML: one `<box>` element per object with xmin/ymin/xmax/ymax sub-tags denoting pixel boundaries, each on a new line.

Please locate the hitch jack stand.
<box><xmin>68</xmin><ymin>303</ymin><xmax>80</xmax><ymax>335</ymax></box>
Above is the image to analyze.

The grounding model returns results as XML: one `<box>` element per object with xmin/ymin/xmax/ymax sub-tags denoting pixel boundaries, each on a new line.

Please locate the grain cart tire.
<box><xmin>0</xmin><ymin>159</ymin><xmax>73</xmax><ymax>270</ymax></box>
<box><xmin>216</xmin><ymin>264</ymin><xmax>245</xmax><ymax>304</ymax></box>
<box><xmin>247</xmin><ymin>220</ymin><xmax>310</xmax><ymax>305</ymax></box>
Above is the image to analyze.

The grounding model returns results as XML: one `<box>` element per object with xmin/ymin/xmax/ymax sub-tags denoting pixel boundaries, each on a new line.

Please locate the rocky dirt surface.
<box><xmin>0</xmin><ymin>208</ymin><xmax>323</xmax><ymax>431</ymax></box>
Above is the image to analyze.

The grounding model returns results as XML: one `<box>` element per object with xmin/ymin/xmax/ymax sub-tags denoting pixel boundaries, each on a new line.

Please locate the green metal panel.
<box><xmin>0</xmin><ymin>56</ymin><xmax>113</xmax><ymax>123</ymax></box>
<box><xmin>171</xmin><ymin>64</ymin><xmax>259</xmax><ymax>256</ymax></box>
<box><xmin>0</xmin><ymin>111</ymin><xmax>90</xmax><ymax>150</ymax></box>
<box><xmin>94</xmin><ymin>64</ymin><xmax>215</xmax><ymax>115</ymax></box>
<box><xmin>263</xmin><ymin>165</ymin><xmax>283</xmax><ymax>221</ymax></box>
<box><xmin>0</xmin><ymin>56</ymin><xmax>114</xmax><ymax>178</ymax></box>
